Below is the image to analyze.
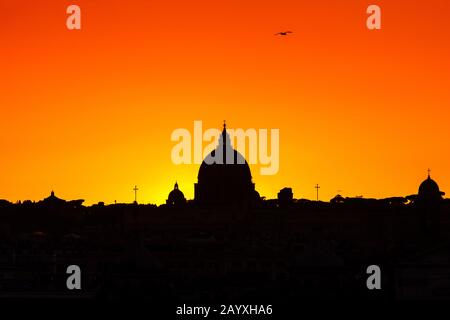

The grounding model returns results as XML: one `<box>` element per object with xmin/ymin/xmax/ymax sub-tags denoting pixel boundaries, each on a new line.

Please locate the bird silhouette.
<box><xmin>275</xmin><ymin>31</ymin><xmax>293</xmax><ymax>36</ymax></box>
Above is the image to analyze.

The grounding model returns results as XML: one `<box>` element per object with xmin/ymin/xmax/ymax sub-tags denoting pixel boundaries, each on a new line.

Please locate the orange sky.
<box><xmin>1</xmin><ymin>0</ymin><xmax>449</xmax><ymax>205</ymax></box>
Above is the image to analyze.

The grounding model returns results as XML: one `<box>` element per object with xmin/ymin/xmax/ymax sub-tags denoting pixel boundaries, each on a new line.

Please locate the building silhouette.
<box><xmin>0</xmin><ymin>132</ymin><xmax>449</xmax><ymax>302</ymax></box>
<box><xmin>194</xmin><ymin>123</ymin><xmax>259</xmax><ymax>207</ymax></box>
<box><xmin>166</xmin><ymin>182</ymin><xmax>186</xmax><ymax>207</ymax></box>
<box><xmin>416</xmin><ymin>172</ymin><xmax>445</xmax><ymax>236</ymax></box>
<box><xmin>418</xmin><ymin>171</ymin><xmax>445</xmax><ymax>201</ymax></box>
<box><xmin>278</xmin><ymin>187</ymin><xmax>293</xmax><ymax>207</ymax></box>
<box><xmin>40</xmin><ymin>190</ymin><xmax>84</xmax><ymax>208</ymax></box>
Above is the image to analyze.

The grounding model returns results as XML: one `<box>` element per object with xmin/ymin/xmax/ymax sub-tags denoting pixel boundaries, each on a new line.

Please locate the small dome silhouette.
<box><xmin>418</xmin><ymin>172</ymin><xmax>444</xmax><ymax>201</ymax></box>
<box><xmin>42</xmin><ymin>190</ymin><xmax>66</xmax><ymax>205</ymax></box>
<box><xmin>331</xmin><ymin>194</ymin><xmax>345</xmax><ymax>204</ymax></box>
<box><xmin>166</xmin><ymin>182</ymin><xmax>186</xmax><ymax>207</ymax></box>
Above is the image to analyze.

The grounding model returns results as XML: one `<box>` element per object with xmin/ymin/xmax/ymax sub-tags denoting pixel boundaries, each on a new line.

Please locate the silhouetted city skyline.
<box><xmin>2</xmin><ymin>0</ymin><xmax>450</xmax><ymax>308</ymax></box>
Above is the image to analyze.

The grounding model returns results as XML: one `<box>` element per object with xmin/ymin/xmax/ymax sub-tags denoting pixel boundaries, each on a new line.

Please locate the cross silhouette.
<box><xmin>133</xmin><ymin>185</ymin><xmax>139</xmax><ymax>203</ymax></box>
<box><xmin>315</xmin><ymin>184</ymin><xmax>320</xmax><ymax>201</ymax></box>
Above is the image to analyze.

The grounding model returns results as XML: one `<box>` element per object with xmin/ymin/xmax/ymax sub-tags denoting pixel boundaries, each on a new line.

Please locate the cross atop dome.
<box><xmin>219</xmin><ymin>120</ymin><xmax>231</xmax><ymax>146</ymax></box>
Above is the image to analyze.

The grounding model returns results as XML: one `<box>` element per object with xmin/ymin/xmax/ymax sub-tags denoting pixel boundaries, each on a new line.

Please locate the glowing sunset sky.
<box><xmin>1</xmin><ymin>0</ymin><xmax>449</xmax><ymax>205</ymax></box>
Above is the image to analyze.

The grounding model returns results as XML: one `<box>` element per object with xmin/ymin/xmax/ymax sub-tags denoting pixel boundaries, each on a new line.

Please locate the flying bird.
<box><xmin>275</xmin><ymin>31</ymin><xmax>293</xmax><ymax>36</ymax></box>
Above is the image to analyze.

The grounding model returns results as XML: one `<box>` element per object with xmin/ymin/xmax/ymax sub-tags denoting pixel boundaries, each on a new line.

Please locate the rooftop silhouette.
<box><xmin>194</xmin><ymin>123</ymin><xmax>259</xmax><ymax>207</ymax></box>
<box><xmin>0</xmin><ymin>123</ymin><xmax>448</xmax><ymax>302</ymax></box>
